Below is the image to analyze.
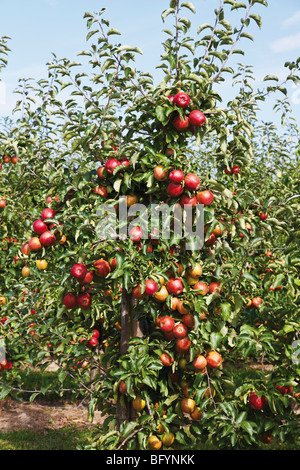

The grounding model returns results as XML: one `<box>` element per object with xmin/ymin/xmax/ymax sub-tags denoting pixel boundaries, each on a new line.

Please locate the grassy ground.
<box><xmin>0</xmin><ymin>427</ymin><xmax>94</xmax><ymax>450</ymax></box>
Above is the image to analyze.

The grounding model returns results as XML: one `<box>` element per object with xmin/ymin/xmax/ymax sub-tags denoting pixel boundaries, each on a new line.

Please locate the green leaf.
<box><xmin>240</xmin><ymin>32</ymin><xmax>254</xmax><ymax>41</ymax></box>
<box><xmin>107</xmin><ymin>28</ymin><xmax>121</xmax><ymax>36</ymax></box>
<box><xmin>221</xmin><ymin>302</ymin><xmax>232</xmax><ymax>321</ymax></box>
<box><xmin>86</xmin><ymin>29</ymin><xmax>99</xmax><ymax>41</ymax></box>
<box><xmin>117</xmin><ymin>45</ymin><xmax>143</xmax><ymax>55</ymax></box>
<box><xmin>181</xmin><ymin>2</ymin><xmax>196</xmax><ymax>14</ymax></box>
<box><xmin>249</xmin><ymin>13</ymin><xmax>263</xmax><ymax>28</ymax></box>
<box><xmin>263</xmin><ymin>75</ymin><xmax>279</xmax><ymax>82</ymax></box>
<box><xmin>161</xmin><ymin>8</ymin><xmax>175</xmax><ymax>22</ymax></box>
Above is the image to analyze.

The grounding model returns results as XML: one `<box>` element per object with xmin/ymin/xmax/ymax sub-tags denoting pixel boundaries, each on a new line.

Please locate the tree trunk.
<box><xmin>116</xmin><ymin>288</ymin><xmax>143</xmax><ymax>429</ymax></box>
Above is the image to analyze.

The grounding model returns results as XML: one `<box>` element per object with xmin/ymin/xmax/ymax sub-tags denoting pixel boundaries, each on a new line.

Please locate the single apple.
<box><xmin>41</xmin><ymin>208</ymin><xmax>56</xmax><ymax>221</ymax></box>
<box><xmin>33</xmin><ymin>219</ymin><xmax>48</xmax><ymax>235</ymax></box>
<box><xmin>173</xmin><ymin>323</ymin><xmax>188</xmax><ymax>339</ymax></box>
<box><xmin>71</xmin><ymin>263</ymin><xmax>88</xmax><ymax>280</ymax></box>
<box><xmin>36</xmin><ymin>259</ymin><xmax>48</xmax><ymax>270</ymax></box>
<box><xmin>154</xmin><ymin>165</ymin><xmax>168</xmax><ymax>181</ymax></box>
<box><xmin>167</xmin><ymin>181</ymin><xmax>184</xmax><ymax>197</ymax></box>
<box><xmin>169</xmin><ymin>169</ymin><xmax>184</xmax><ymax>183</ymax></box>
<box><xmin>105</xmin><ymin>158</ymin><xmax>120</xmax><ymax>174</ymax></box>
<box><xmin>166</xmin><ymin>278</ymin><xmax>184</xmax><ymax>295</ymax></box>
<box><xmin>94</xmin><ymin>259</ymin><xmax>111</xmax><ymax>277</ymax></box>
<box><xmin>63</xmin><ymin>292</ymin><xmax>77</xmax><ymax>309</ymax></box>
<box><xmin>77</xmin><ymin>292</ymin><xmax>92</xmax><ymax>309</ymax></box>
<box><xmin>188</xmin><ymin>110</ymin><xmax>206</xmax><ymax>127</ymax></box>
<box><xmin>249</xmin><ymin>392</ymin><xmax>268</xmax><ymax>410</ymax></box>
<box><xmin>173</xmin><ymin>92</ymin><xmax>190</xmax><ymax>108</ymax></box>
<box><xmin>197</xmin><ymin>190</ymin><xmax>214</xmax><ymax>206</ymax></box>
<box><xmin>145</xmin><ymin>279</ymin><xmax>158</xmax><ymax>296</ymax></box>
<box><xmin>160</xmin><ymin>316</ymin><xmax>175</xmax><ymax>333</ymax></box>
<box><xmin>40</xmin><ymin>231</ymin><xmax>56</xmax><ymax>247</ymax></box>
<box><xmin>184</xmin><ymin>173</ymin><xmax>201</xmax><ymax>191</ymax></box>
<box><xmin>160</xmin><ymin>352</ymin><xmax>174</xmax><ymax>367</ymax></box>
<box><xmin>28</xmin><ymin>237</ymin><xmax>42</xmax><ymax>252</ymax></box>
<box><xmin>206</xmin><ymin>350</ymin><xmax>222</xmax><ymax>368</ymax></box>
<box><xmin>172</xmin><ymin>115</ymin><xmax>189</xmax><ymax>131</ymax></box>
<box><xmin>129</xmin><ymin>226</ymin><xmax>143</xmax><ymax>243</ymax></box>
<box><xmin>180</xmin><ymin>194</ymin><xmax>197</xmax><ymax>207</ymax></box>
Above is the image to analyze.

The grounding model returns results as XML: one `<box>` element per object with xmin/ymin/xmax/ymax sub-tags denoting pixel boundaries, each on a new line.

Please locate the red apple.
<box><xmin>208</xmin><ymin>282</ymin><xmax>222</xmax><ymax>294</ymax></box>
<box><xmin>173</xmin><ymin>92</ymin><xmax>190</xmax><ymax>108</ymax></box>
<box><xmin>118</xmin><ymin>380</ymin><xmax>127</xmax><ymax>394</ymax></box>
<box><xmin>28</xmin><ymin>237</ymin><xmax>42</xmax><ymax>252</ymax></box>
<box><xmin>105</xmin><ymin>158</ymin><xmax>120</xmax><ymax>174</ymax></box>
<box><xmin>119</xmin><ymin>157</ymin><xmax>130</xmax><ymax>167</ymax></box>
<box><xmin>188</xmin><ymin>110</ymin><xmax>206</xmax><ymax>127</ymax></box>
<box><xmin>180</xmin><ymin>194</ymin><xmax>197</xmax><ymax>207</ymax></box>
<box><xmin>94</xmin><ymin>186</ymin><xmax>108</xmax><ymax>197</ymax></box>
<box><xmin>206</xmin><ymin>350</ymin><xmax>222</xmax><ymax>368</ymax></box>
<box><xmin>33</xmin><ymin>219</ymin><xmax>48</xmax><ymax>235</ymax></box>
<box><xmin>249</xmin><ymin>392</ymin><xmax>268</xmax><ymax>410</ymax></box>
<box><xmin>77</xmin><ymin>292</ymin><xmax>91</xmax><ymax>309</ymax></box>
<box><xmin>175</xmin><ymin>336</ymin><xmax>191</xmax><ymax>353</ymax></box>
<box><xmin>252</xmin><ymin>297</ymin><xmax>263</xmax><ymax>308</ymax></box>
<box><xmin>21</xmin><ymin>242</ymin><xmax>31</xmax><ymax>256</ymax></box>
<box><xmin>87</xmin><ymin>336</ymin><xmax>98</xmax><ymax>347</ymax></box>
<box><xmin>172</xmin><ymin>115</ymin><xmax>189</xmax><ymax>131</ymax></box>
<box><xmin>39</xmin><ymin>231</ymin><xmax>56</xmax><ymax>247</ymax></box>
<box><xmin>181</xmin><ymin>314</ymin><xmax>195</xmax><ymax>328</ymax></box>
<box><xmin>160</xmin><ymin>316</ymin><xmax>175</xmax><ymax>333</ymax></box>
<box><xmin>41</xmin><ymin>208</ymin><xmax>56</xmax><ymax>221</ymax></box>
<box><xmin>129</xmin><ymin>226</ymin><xmax>143</xmax><ymax>243</ymax></box>
<box><xmin>63</xmin><ymin>292</ymin><xmax>77</xmax><ymax>309</ymax></box>
<box><xmin>232</xmin><ymin>165</ymin><xmax>240</xmax><ymax>174</ymax></box>
<box><xmin>132</xmin><ymin>284</ymin><xmax>146</xmax><ymax>300</ymax></box>
<box><xmin>167</xmin><ymin>182</ymin><xmax>184</xmax><ymax>197</ymax></box>
<box><xmin>169</xmin><ymin>169</ymin><xmax>184</xmax><ymax>183</ymax></box>
<box><xmin>145</xmin><ymin>279</ymin><xmax>158</xmax><ymax>296</ymax></box>
<box><xmin>204</xmin><ymin>233</ymin><xmax>216</xmax><ymax>247</ymax></box>
<box><xmin>197</xmin><ymin>190</ymin><xmax>214</xmax><ymax>206</ymax></box>
<box><xmin>71</xmin><ymin>263</ymin><xmax>88</xmax><ymax>280</ymax></box>
<box><xmin>166</xmin><ymin>278</ymin><xmax>184</xmax><ymax>295</ymax></box>
<box><xmin>173</xmin><ymin>323</ymin><xmax>188</xmax><ymax>339</ymax></box>
<box><xmin>78</xmin><ymin>270</ymin><xmax>94</xmax><ymax>285</ymax></box>
<box><xmin>192</xmin><ymin>355</ymin><xmax>207</xmax><ymax>371</ymax></box>
<box><xmin>275</xmin><ymin>385</ymin><xmax>289</xmax><ymax>395</ymax></box>
<box><xmin>154</xmin><ymin>165</ymin><xmax>168</xmax><ymax>181</ymax></box>
<box><xmin>94</xmin><ymin>259</ymin><xmax>111</xmax><ymax>277</ymax></box>
<box><xmin>184</xmin><ymin>173</ymin><xmax>201</xmax><ymax>191</ymax></box>
<box><xmin>160</xmin><ymin>352</ymin><xmax>174</xmax><ymax>367</ymax></box>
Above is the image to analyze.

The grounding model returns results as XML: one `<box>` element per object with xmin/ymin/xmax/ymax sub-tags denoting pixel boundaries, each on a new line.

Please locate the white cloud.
<box><xmin>282</xmin><ymin>10</ymin><xmax>300</xmax><ymax>29</ymax></box>
<box><xmin>269</xmin><ymin>31</ymin><xmax>300</xmax><ymax>53</ymax></box>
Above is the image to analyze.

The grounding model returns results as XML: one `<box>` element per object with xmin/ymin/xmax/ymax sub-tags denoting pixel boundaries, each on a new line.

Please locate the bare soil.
<box><xmin>0</xmin><ymin>399</ymin><xmax>105</xmax><ymax>432</ymax></box>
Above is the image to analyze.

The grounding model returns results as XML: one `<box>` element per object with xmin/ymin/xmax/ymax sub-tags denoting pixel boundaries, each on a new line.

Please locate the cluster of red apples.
<box><xmin>154</xmin><ymin>160</ymin><xmax>214</xmax><ymax>208</ymax></box>
<box><xmin>22</xmin><ymin>207</ymin><xmax>57</xmax><ymax>256</ymax></box>
<box><xmin>168</xmin><ymin>92</ymin><xmax>206</xmax><ymax>132</ymax></box>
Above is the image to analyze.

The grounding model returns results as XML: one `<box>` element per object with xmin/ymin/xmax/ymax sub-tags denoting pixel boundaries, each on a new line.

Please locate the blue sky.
<box><xmin>0</xmin><ymin>0</ymin><xmax>300</xmax><ymax>126</ymax></box>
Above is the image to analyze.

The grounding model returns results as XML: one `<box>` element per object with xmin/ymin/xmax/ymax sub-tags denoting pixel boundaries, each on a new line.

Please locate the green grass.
<box><xmin>0</xmin><ymin>427</ymin><xmax>95</xmax><ymax>450</ymax></box>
